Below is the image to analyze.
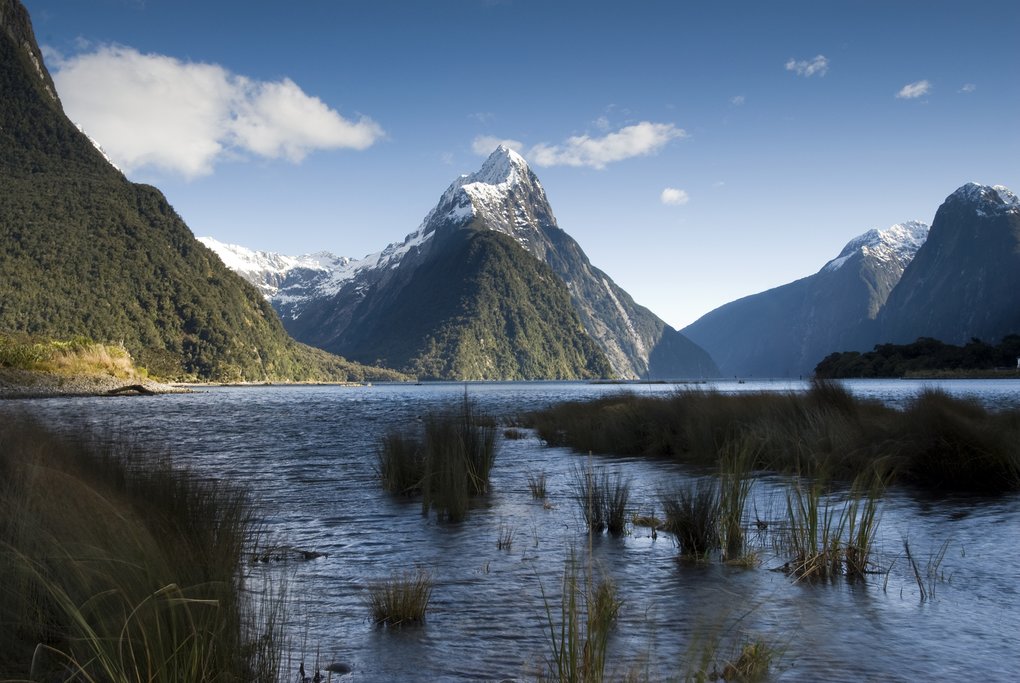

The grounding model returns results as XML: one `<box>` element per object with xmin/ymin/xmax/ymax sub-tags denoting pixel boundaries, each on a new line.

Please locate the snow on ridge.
<box><xmin>950</xmin><ymin>182</ymin><xmax>1019</xmax><ymax>215</ymax></box>
<box><xmin>823</xmin><ymin>221</ymin><xmax>929</xmax><ymax>273</ymax></box>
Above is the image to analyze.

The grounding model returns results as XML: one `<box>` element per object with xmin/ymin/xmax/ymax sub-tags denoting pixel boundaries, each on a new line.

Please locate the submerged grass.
<box><xmin>378</xmin><ymin>395</ymin><xmax>498</xmax><ymax>522</ymax></box>
<box><xmin>526</xmin><ymin>380</ymin><xmax>1020</xmax><ymax>493</ymax></box>
<box><xmin>571</xmin><ymin>464</ymin><xmax>631</xmax><ymax>536</ymax></box>
<box><xmin>367</xmin><ymin>568</ymin><xmax>434</xmax><ymax>626</ymax></box>
<box><xmin>0</xmin><ymin>415</ymin><xmax>282</xmax><ymax>681</ymax></box>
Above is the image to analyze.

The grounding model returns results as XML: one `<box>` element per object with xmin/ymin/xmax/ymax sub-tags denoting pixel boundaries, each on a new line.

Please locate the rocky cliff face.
<box><xmin>877</xmin><ymin>183</ymin><xmax>1020</xmax><ymax>345</ymax></box>
<box><xmin>682</xmin><ymin>222</ymin><xmax>929</xmax><ymax>377</ymax></box>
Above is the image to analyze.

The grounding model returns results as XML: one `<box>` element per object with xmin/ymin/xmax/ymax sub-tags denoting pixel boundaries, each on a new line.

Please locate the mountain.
<box><xmin>204</xmin><ymin>147</ymin><xmax>718</xmax><ymax>380</ymax></box>
<box><xmin>0</xmin><ymin>0</ymin><xmax>402</xmax><ymax>382</ymax></box>
<box><xmin>682</xmin><ymin>221</ymin><xmax>929</xmax><ymax>377</ymax></box>
<box><xmin>876</xmin><ymin>183</ymin><xmax>1020</xmax><ymax>345</ymax></box>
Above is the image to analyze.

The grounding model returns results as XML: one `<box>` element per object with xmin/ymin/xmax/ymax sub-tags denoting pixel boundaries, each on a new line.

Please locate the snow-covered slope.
<box><xmin>822</xmin><ymin>221</ymin><xmax>929</xmax><ymax>274</ymax></box>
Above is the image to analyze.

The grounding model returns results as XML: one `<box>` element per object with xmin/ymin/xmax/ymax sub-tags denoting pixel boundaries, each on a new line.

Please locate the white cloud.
<box><xmin>785</xmin><ymin>55</ymin><xmax>829</xmax><ymax>77</ymax></box>
<box><xmin>471</xmin><ymin>135</ymin><xmax>524</xmax><ymax>156</ymax></box>
<box><xmin>660</xmin><ymin>188</ymin><xmax>690</xmax><ymax>206</ymax></box>
<box><xmin>730</xmin><ymin>95</ymin><xmax>746</xmax><ymax>106</ymax></box>
<box><xmin>50</xmin><ymin>45</ymin><xmax>383</xmax><ymax>178</ymax></box>
<box><xmin>527</xmin><ymin>122</ymin><xmax>686</xmax><ymax>170</ymax></box>
<box><xmin>896</xmin><ymin>80</ymin><xmax>931</xmax><ymax>99</ymax></box>
<box><xmin>959</xmin><ymin>83</ymin><xmax>976</xmax><ymax>93</ymax></box>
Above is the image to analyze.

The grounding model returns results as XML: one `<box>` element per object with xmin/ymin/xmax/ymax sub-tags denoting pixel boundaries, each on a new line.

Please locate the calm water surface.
<box><xmin>4</xmin><ymin>379</ymin><xmax>1020</xmax><ymax>681</ymax></box>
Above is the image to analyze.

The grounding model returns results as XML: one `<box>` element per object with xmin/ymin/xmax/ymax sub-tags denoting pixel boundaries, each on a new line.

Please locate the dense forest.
<box><xmin>0</xmin><ymin>9</ymin><xmax>404</xmax><ymax>382</ymax></box>
<box><xmin>814</xmin><ymin>336</ymin><xmax>1020</xmax><ymax>378</ymax></box>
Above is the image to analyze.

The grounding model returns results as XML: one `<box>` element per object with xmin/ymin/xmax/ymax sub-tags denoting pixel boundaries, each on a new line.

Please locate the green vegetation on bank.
<box><xmin>815</xmin><ymin>335</ymin><xmax>1020</xmax><ymax>378</ymax></box>
<box><xmin>0</xmin><ymin>416</ymin><xmax>283</xmax><ymax>681</ymax></box>
<box><xmin>0</xmin><ymin>333</ymin><xmax>143</xmax><ymax>378</ymax></box>
<box><xmin>0</xmin><ymin>20</ymin><xmax>406</xmax><ymax>384</ymax></box>
<box><xmin>526</xmin><ymin>381</ymin><xmax>1020</xmax><ymax>493</ymax></box>
<box><xmin>332</xmin><ymin>229</ymin><xmax>614</xmax><ymax>380</ymax></box>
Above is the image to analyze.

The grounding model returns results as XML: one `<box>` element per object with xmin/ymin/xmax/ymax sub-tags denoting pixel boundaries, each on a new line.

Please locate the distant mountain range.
<box><xmin>0</xmin><ymin>0</ymin><xmax>403</xmax><ymax>382</ymax></box>
<box><xmin>683</xmin><ymin>183</ymin><xmax>1019</xmax><ymax>377</ymax></box>
<box><xmin>203</xmin><ymin>147</ymin><xmax>718</xmax><ymax>380</ymax></box>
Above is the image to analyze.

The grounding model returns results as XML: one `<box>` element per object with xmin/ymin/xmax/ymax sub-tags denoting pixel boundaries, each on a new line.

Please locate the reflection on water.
<box><xmin>4</xmin><ymin>379</ymin><xmax>1020</xmax><ymax>681</ymax></box>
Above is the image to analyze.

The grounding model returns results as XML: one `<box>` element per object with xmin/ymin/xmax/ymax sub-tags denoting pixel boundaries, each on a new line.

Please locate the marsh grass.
<box><xmin>368</xmin><ymin>569</ymin><xmax>433</xmax><ymax>626</ymax></box>
<box><xmin>540</xmin><ymin>553</ymin><xmax>622</xmax><ymax>682</ymax></box>
<box><xmin>719</xmin><ymin>441</ymin><xmax>755</xmax><ymax>561</ymax></box>
<box><xmin>662</xmin><ymin>479</ymin><xmax>720</xmax><ymax>558</ymax></box>
<box><xmin>0</xmin><ymin>416</ymin><xmax>282</xmax><ymax>681</ymax></box>
<box><xmin>497</xmin><ymin>519</ymin><xmax>517</xmax><ymax>551</ymax></box>
<box><xmin>379</xmin><ymin>396</ymin><xmax>498</xmax><ymax>522</ymax></box>
<box><xmin>528</xmin><ymin>470</ymin><xmax>549</xmax><ymax>499</ymax></box>
<box><xmin>903</xmin><ymin>538</ymin><xmax>950</xmax><ymax>601</ymax></box>
<box><xmin>377</xmin><ymin>431</ymin><xmax>425</xmax><ymax>496</ymax></box>
<box><xmin>782</xmin><ymin>473</ymin><xmax>883</xmax><ymax>581</ymax></box>
<box><xmin>527</xmin><ymin>381</ymin><xmax>1020</xmax><ymax>493</ymax></box>
<box><xmin>571</xmin><ymin>464</ymin><xmax>631</xmax><ymax>536</ymax></box>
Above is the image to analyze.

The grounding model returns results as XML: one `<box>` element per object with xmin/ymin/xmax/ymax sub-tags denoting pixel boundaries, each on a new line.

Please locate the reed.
<box><xmin>526</xmin><ymin>383</ymin><xmax>1020</xmax><ymax>493</ymax></box>
<box><xmin>662</xmin><ymin>479</ymin><xmax>720</xmax><ymax>558</ymax></box>
<box><xmin>367</xmin><ymin>568</ymin><xmax>433</xmax><ymax>626</ymax></box>
<box><xmin>571</xmin><ymin>465</ymin><xmax>631</xmax><ymax>536</ymax></box>
<box><xmin>528</xmin><ymin>470</ymin><xmax>549</xmax><ymax>499</ymax></box>
<box><xmin>0</xmin><ymin>416</ymin><xmax>282</xmax><ymax>681</ymax></box>
<box><xmin>380</xmin><ymin>395</ymin><xmax>498</xmax><ymax>522</ymax></box>
<box><xmin>540</xmin><ymin>552</ymin><xmax>622</xmax><ymax>682</ymax></box>
<box><xmin>377</xmin><ymin>431</ymin><xmax>425</xmax><ymax>496</ymax></box>
<box><xmin>718</xmin><ymin>440</ymin><xmax>755</xmax><ymax>561</ymax></box>
<box><xmin>497</xmin><ymin>519</ymin><xmax>517</xmax><ymax>551</ymax></box>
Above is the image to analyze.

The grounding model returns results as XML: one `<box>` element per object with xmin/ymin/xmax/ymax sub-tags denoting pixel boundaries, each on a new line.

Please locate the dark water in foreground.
<box><xmin>4</xmin><ymin>379</ymin><xmax>1020</xmax><ymax>681</ymax></box>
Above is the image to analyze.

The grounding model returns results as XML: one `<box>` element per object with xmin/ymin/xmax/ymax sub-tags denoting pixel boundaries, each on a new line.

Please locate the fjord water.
<box><xmin>6</xmin><ymin>380</ymin><xmax>1020</xmax><ymax>681</ymax></box>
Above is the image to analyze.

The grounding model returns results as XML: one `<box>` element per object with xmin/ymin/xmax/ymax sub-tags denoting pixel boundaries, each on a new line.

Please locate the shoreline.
<box><xmin>0</xmin><ymin>367</ymin><xmax>189</xmax><ymax>399</ymax></box>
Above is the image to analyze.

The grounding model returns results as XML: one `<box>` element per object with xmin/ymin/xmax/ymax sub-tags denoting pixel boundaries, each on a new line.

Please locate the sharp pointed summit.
<box><xmin>207</xmin><ymin>149</ymin><xmax>719</xmax><ymax>380</ymax></box>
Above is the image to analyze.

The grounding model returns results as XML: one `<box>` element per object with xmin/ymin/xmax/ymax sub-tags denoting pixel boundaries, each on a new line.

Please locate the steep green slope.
<box><xmin>0</xmin><ymin>0</ymin><xmax>402</xmax><ymax>382</ymax></box>
<box><xmin>337</xmin><ymin>229</ymin><xmax>613</xmax><ymax>380</ymax></box>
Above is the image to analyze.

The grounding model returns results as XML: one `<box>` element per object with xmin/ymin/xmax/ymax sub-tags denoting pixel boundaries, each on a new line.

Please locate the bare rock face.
<box><xmin>877</xmin><ymin>184</ymin><xmax>1020</xmax><ymax>346</ymax></box>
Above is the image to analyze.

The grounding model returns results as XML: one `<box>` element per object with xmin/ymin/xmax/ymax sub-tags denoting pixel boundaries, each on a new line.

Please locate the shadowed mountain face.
<box><xmin>876</xmin><ymin>184</ymin><xmax>1020</xmax><ymax>346</ymax></box>
<box><xmin>205</xmin><ymin>146</ymin><xmax>719</xmax><ymax>380</ymax></box>
<box><xmin>0</xmin><ymin>0</ymin><xmax>399</xmax><ymax>382</ymax></box>
<box><xmin>682</xmin><ymin>222</ymin><xmax>929</xmax><ymax>377</ymax></box>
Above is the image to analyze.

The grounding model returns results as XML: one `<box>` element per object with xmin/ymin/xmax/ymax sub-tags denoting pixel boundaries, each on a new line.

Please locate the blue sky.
<box><xmin>24</xmin><ymin>0</ymin><xmax>1020</xmax><ymax>329</ymax></box>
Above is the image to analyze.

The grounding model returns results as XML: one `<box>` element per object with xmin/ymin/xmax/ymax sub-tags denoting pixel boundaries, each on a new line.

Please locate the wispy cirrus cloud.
<box><xmin>730</xmin><ymin>95</ymin><xmax>746</xmax><ymax>106</ymax></box>
<box><xmin>49</xmin><ymin>45</ymin><xmax>383</xmax><ymax>178</ymax></box>
<box><xmin>660</xmin><ymin>188</ymin><xmax>690</xmax><ymax>206</ymax></box>
<box><xmin>959</xmin><ymin>83</ymin><xmax>976</xmax><ymax>94</ymax></box>
<box><xmin>896</xmin><ymin>80</ymin><xmax>931</xmax><ymax>99</ymax></box>
<box><xmin>785</xmin><ymin>55</ymin><xmax>828</xmax><ymax>77</ymax></box>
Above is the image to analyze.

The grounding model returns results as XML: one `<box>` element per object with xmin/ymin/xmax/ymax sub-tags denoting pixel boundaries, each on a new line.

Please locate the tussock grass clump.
<box><xmin>0</xmin><ymin>415</ymin><xmax>282</xmax><ymax>681</ymax></box>
<box><xmin>540</xmin><ymin>554</ymin><xmax>622</xmax><ymax>682</ymax></box>
<box><xmin>781</xmin><ymin>473</ymin><xmax>883</xmax><ymax>580</ymax></box>
<box><xmin>662</xmin><ymin>479</ymin><xmax>720</xmax><ymax>558</ymax></box>
<box><xmin>378</xmin><ymin>431</ymin><xmax>425</xmax><ymax>496</ymax></box>
<box><xmin>368</xmin><ymin>568</ymin><xmax>434</xmax><ymax>626</ymax></box>
<box><xmin>526</xmin><ymin>382</ymin><xmax>1020</xmax><ymax>493</ymax></box>
<box><xmin>378</xmin><ymin>395</ymin><xmax>498</xmax><ymax>522</ymax></box>
<box><xmin>571</xmin><ymin>465</ymin><xmax>631</xmax><ymax>536</ymax></box>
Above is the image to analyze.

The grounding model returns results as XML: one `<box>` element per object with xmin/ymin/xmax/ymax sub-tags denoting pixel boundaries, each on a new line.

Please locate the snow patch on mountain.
<box><xmin>823</xmin><ymin>221</ymin><xmax>929</xmax><ymax>273</ymax></box>
<box><xmin>950</xmin><ymin>182</ymin><xmax>1020</xmax><ymax>216</ymax></box>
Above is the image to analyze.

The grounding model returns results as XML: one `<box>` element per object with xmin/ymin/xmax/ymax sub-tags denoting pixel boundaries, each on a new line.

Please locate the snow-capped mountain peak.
<box><xmin>823</xmin><ymin>221</ymin><xmax>929</xmax><ymax>273</ymax></box>
<box><xmin>948</xmin><ymin>182</ymin><xmax>1019</xmax><ymax>216</ymax></box>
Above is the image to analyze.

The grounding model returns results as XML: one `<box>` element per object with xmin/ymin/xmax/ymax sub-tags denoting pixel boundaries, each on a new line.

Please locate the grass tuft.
<box><xmin>368</xmin><ymin>568</ymin><xmax>434</xmax><ymax>626</ymax></box>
